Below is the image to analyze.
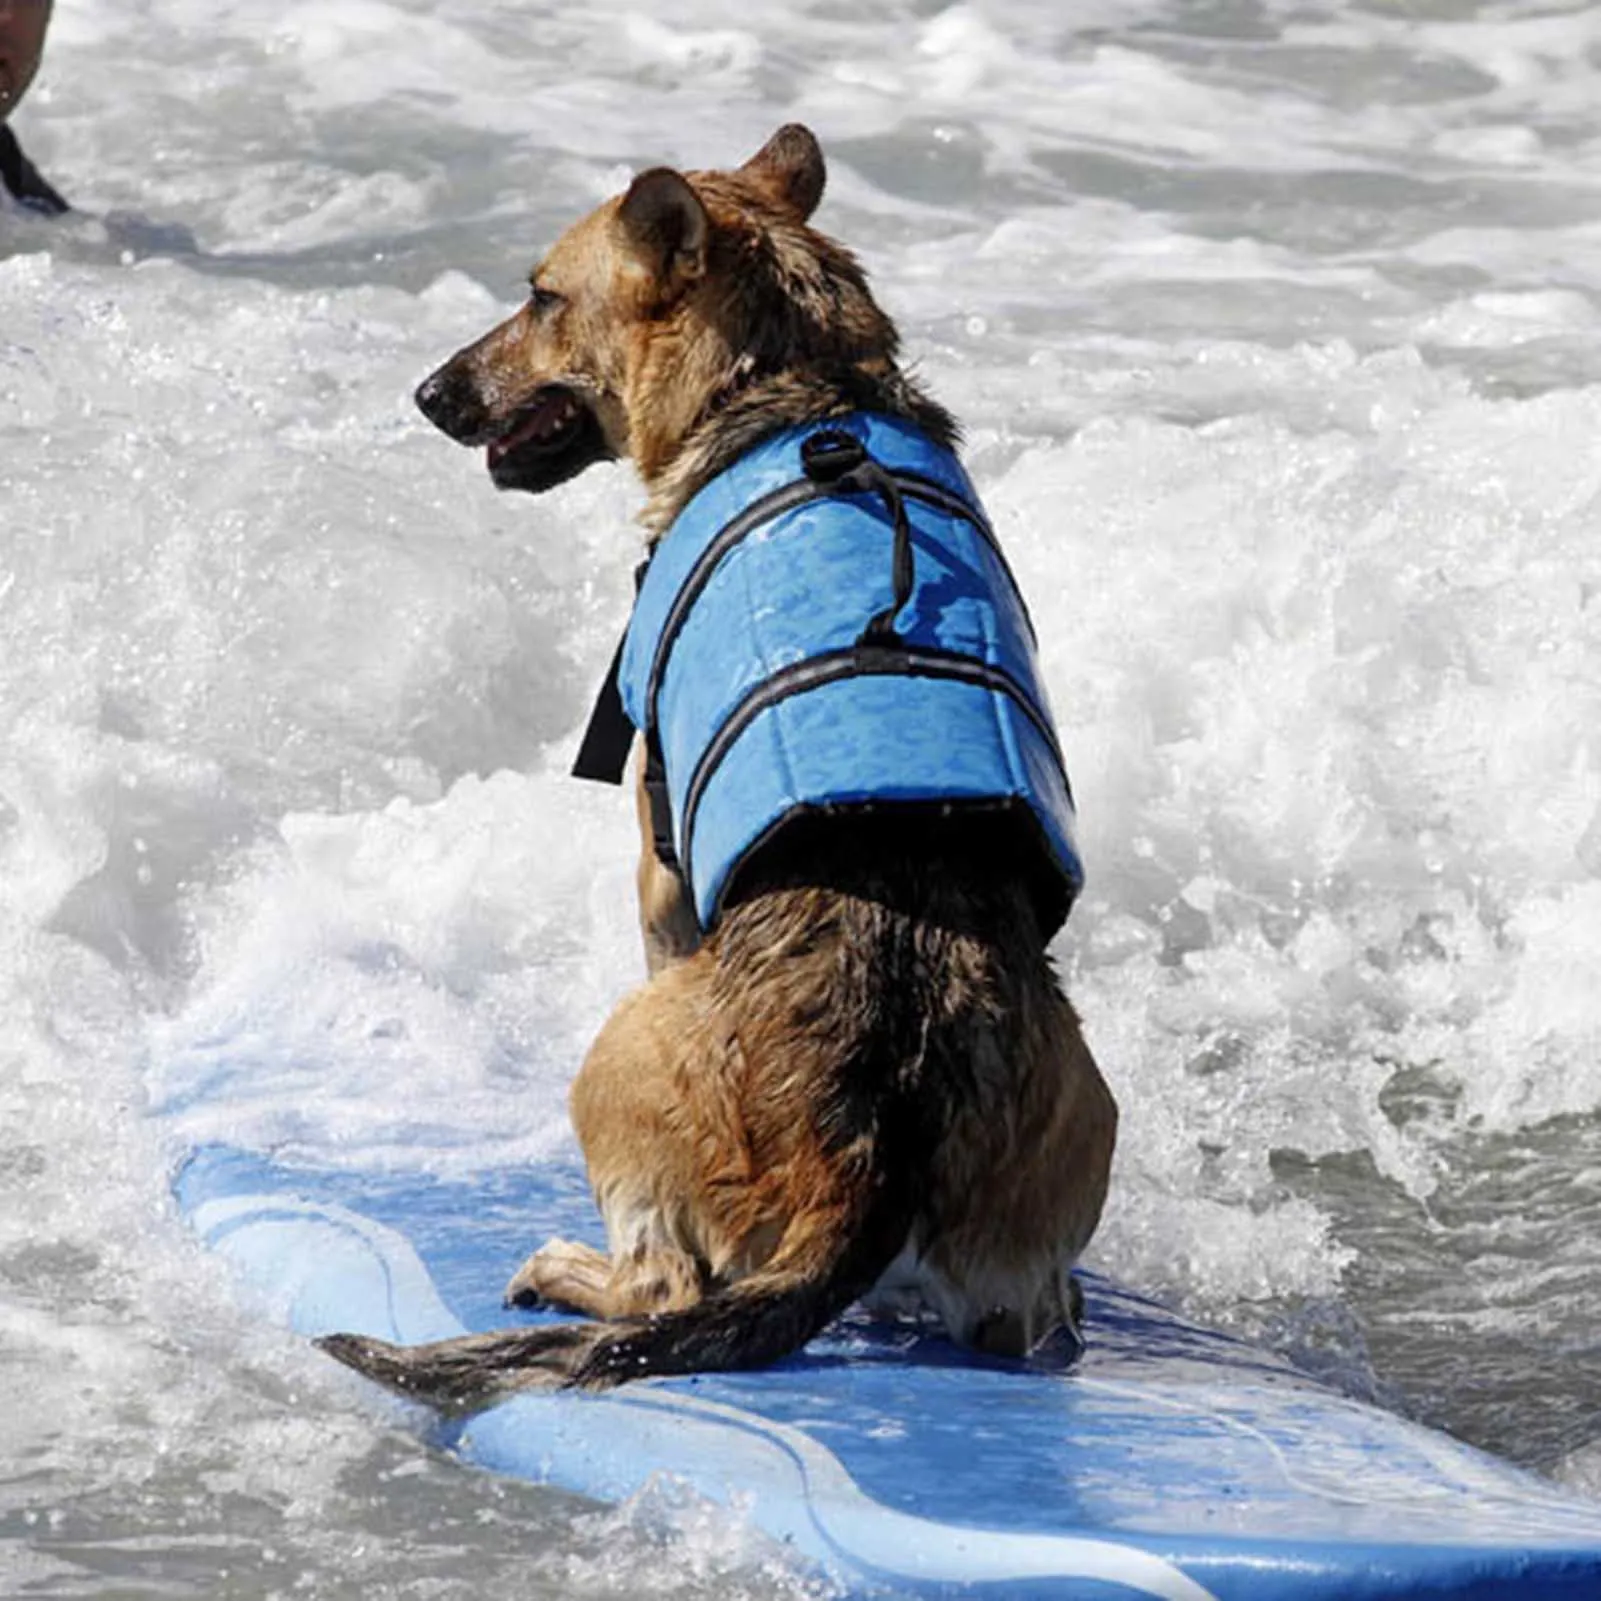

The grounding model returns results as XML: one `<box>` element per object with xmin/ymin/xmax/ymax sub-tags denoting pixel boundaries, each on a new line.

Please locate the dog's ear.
<box><xmin>740</xmin><ymin>124</ymin><xmax>825</xmax><ymax>221</ymax></box>
<box><xmin>618</xmin><ymin>168</ymin><xmax>708</xmax><ymax>301</ymax></box>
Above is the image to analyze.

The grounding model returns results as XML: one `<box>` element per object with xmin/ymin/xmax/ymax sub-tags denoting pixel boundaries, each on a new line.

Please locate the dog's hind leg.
<box><xmin>907</xmin><ymin>987</ymin><xmax>1116</xmax><ymax>1360</ymax></box>
<box><xmin>503</xmin><ymin>955</ymin><xmax>733</xmax><ymax>1324</ymax></box>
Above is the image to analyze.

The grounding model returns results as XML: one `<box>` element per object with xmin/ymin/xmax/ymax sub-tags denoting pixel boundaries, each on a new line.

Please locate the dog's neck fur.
<box><xmin>641</xmin><ymin>371</ymin><xmax>958</xmax><ymax>539</ymax></box>
<box><xmin>628</xmin><ymin>172</ymin><xmax>959</xmax><ymax>538</ymax></box>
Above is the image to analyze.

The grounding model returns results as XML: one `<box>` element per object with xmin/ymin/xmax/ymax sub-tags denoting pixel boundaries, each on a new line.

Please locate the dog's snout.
<box><xmin>413</xmin><ymin>368</ymin><xmax>451</xmax><ymax>426</ymax></box>
<box><xmin>414</xmin><ymin>361</ymin><xmax>486</xmax><ymax>443</ymax></box>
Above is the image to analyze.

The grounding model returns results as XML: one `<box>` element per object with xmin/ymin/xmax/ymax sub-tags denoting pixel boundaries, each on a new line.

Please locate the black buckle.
<box><xmin>800</xmin><ymin>428</ymin><xmax>869</xmax><ymax>486</ymax></box>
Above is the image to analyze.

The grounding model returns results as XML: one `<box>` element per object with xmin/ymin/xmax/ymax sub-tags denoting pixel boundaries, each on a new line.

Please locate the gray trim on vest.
<box><xmin>644</xmin><ymin>469</ymin><xmax>1036</xmax><ymax>742</ymax></box>
<box><xmin>677</xmin><ymin>641</ymin><xmax>1067</xmax><ymax>901</ymax></box>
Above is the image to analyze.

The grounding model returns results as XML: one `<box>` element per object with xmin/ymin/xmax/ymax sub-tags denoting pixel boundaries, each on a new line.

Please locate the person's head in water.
<box><xmin>0</xmin><ymin>0</ymin><xmax>53</xmax><ymax>120</ymax></box>
<box><xmin>0</xmin><ymin>0</ymin><xmax>67</xmax><ymax>214</ymax></box>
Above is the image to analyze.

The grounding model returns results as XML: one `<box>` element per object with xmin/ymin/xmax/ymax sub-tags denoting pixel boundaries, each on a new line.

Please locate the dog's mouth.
<box><xmin>486</xmin><ymin>385</ymin><xmax>612</xmax><ymax>494</ymax></box>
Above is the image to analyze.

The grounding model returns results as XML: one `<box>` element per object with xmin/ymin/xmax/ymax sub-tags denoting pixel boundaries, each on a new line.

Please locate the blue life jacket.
<box><xmin>573</xmin><ymin>412</ymin><xmax>1083</xmax><ymax>934</ymax></box>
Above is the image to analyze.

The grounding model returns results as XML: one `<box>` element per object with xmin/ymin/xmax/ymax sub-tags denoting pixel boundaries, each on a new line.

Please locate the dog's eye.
<box><xmin>529</xmin><ymin>285</ymin><xmax>565</xmax><ymax>316</ymax></box>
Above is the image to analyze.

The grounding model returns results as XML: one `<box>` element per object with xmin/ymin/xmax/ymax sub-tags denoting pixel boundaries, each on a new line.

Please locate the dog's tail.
<box><xmin>317</xmin><ymin>1119</ymin><xmax>923</xmax><ymax>1409</ymax></box>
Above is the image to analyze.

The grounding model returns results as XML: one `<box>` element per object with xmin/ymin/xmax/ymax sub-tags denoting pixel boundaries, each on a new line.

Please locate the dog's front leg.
<box><xmin>633</xmin><ymin>742</ymin><xmax>700</xmax><ymax>974</ymax></box>
<box><xmin>507</xmin><ymin>957</ymin><xmax>727</xmax><ymax>1323</ymax></box>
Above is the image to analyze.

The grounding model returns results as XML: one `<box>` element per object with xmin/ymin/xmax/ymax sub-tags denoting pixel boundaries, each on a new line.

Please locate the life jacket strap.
<box><xmin>570</xmin><ymin>560</ymin><xmax>681</xmax><ymax>874</ymax></box>
<box><xmin>569</xmin><ymin>630</ymin><xmax>633</xmax><ymax>785</ymax></box>
<box><xmin>571</xmin><ymin>557</ymin><xmax>652</xmax><ymax>786</ymax></box>
<box><xmin>800</xmin><ymin>429</ymin><xmax>914</xmax><ymax>647</ymax></box>
<box><xmin>642</xmin><ymin>731</ymin><xmax>680</xmax><ymax>873</ymax></box>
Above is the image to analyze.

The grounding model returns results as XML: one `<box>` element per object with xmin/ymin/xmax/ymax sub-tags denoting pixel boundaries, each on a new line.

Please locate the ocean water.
<box><xmin>4</xmin><ymin>0</ymin><xmax>1601</xmax><ymax>1593</ymax></box>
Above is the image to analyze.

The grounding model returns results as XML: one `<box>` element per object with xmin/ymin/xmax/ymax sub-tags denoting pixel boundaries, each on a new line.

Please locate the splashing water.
<box><xmin>5</xmin><ymin>0</ymin><xmax>1601</xmax><ymax>1593</ymax></box>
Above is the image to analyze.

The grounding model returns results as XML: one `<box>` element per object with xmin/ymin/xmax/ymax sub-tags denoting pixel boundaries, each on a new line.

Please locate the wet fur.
<box><xmin>321</xmin><ymin>126</ymin><xmax>1117</xmax><ymax>1406</ymax></box>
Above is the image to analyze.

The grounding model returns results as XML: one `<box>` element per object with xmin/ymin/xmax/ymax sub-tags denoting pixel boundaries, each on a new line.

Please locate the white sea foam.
<box><xmin>5</xmin><ymin>0</ymin><xmax>1601</xmax><ymax>1591</ymax></box>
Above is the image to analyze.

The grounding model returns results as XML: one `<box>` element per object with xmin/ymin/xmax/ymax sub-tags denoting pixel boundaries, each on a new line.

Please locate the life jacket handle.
<box><xmin>800</xmin><ymin>429</ymin><xmax>915</xmax><ymax>647</ymax></box>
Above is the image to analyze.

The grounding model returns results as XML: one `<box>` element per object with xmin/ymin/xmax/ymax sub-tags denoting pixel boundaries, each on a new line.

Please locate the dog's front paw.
<box><xmin>503</xmin><ymin>1276</ymin><xmax>547</xmax><ymax>1311</ymax></box>
<box><xmin>503</xmin><ymin>1250</ymin><xmax>555</xmax><ymax>1309</ymax></box>
<box><xmin>503</xmin><ymin>1236</ymin><xmax>609</xmax><ymax>1312</ymax></box>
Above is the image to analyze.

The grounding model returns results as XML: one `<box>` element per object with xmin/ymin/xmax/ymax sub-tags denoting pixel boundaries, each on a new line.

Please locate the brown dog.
<box><xmin>320</xmin><ymin>125</ymin><xmax>1116</xmax><ymax>1403</ymax></box>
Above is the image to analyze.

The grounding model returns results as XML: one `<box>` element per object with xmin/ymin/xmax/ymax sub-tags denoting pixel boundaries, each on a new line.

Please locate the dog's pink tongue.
<box><xmin>487</xmin><ymin>391</ymin><xmax>577</xmax><ymax>464</ymax></box>
<box><xmin>488</xmin><ymin>418</ymin><xmax>539</xmax><ymax>467</ymax></box>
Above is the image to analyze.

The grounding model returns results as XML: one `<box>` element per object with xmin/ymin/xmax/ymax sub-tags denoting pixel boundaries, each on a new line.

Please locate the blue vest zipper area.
<box><xmin>614</xmin><ymin>412</ymin><xmax>1084</xmax><ymax>934</ymax></box>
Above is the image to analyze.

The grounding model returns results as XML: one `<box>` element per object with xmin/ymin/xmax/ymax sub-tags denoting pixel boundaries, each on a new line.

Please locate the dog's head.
<box><xmin>415</xmin><ymin>124</ymin><xmax>898</xmax><ymax>498</ymax></box>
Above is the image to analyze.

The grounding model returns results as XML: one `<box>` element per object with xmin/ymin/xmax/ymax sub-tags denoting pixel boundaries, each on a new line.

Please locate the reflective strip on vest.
<box><xmin>618</xmin><ymin>412</ymin><xmax>1084</xmax><ymax>932</ymax></box>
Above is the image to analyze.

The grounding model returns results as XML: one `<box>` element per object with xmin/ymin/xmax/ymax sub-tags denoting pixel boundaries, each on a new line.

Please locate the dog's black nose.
<box><xmin>414</xmin><ymin>366</ymin><xmax>459</xmax><ymax>431</ymax></box>
<box><xmin>414</xmin><ymin>361</ymin><xmax>489</xmax><ymax>443</ymax></box>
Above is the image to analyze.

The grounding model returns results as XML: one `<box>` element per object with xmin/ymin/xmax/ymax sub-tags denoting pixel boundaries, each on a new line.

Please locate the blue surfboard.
<box><xmin>171</xmin><ymin>1142</ymin><xmax>1601</xmax><ymax>1599</ymax></box>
